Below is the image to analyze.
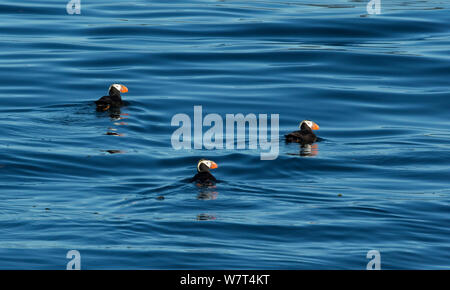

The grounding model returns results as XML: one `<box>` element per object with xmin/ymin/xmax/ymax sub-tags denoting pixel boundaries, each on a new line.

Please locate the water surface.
<box><xmin>0</xmin><ymin>0</ymin><xmax>449</xmax><ymax>269</ymax></box>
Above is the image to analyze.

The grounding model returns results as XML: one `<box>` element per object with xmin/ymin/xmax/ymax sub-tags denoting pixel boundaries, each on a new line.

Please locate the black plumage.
<box><xmin>190</xmin><ymin>159</ymin><xmax>218</xmax><ymax>186</ymax></box>
<box><xmin>95</xmin><ymin>84</ymin><xmax>127</xmax><ymax>111</ymax></box>
<box><xmin>285</xmin><ymin>120</ymin><xmax>319</xmax><ymax>144</ymax></box>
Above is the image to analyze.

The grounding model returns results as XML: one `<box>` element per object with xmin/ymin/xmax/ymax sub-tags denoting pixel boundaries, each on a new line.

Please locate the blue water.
<box><xmin>0</xmin><ymin>0</ymin><xmax>449</xmax><ymax>269</ymax></box>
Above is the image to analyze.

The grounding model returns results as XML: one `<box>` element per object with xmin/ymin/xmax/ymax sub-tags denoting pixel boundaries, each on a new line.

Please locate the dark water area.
<box><xmin>0</xmin><ymin>0</ymin><xmax>449</xmax><ymax>269</ymax></box>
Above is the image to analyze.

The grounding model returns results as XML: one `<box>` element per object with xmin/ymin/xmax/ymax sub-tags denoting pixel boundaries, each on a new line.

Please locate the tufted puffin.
<box><xmin>95</xmin><ymin>84</ymin><xmax>128</xmax><ymax>111</ymax></box>
<box><xmin>190</xmin><ymin>159</ymin><xmax>218</xmax><ymax>186</ymax></box>
<box><xmin>285</xmin><ymin>120</ymin><xmax>320</xmax><ymax>144</ymax></box>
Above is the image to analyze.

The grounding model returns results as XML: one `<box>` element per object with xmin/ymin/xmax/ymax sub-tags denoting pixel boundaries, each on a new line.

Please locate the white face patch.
<box><xmin>110</xmin><ymin>84</ymin><xmax>122</xmax><ymax>92</ymax></box>
<box><xmin>198</xmin><ymin>160</ymin><xmax>212</xmax><ymax>171</ymax></box>
<box><xmin>300</xmin><ymin>120</ymin><xmax>313</xmax><ymax>129</ymax></box>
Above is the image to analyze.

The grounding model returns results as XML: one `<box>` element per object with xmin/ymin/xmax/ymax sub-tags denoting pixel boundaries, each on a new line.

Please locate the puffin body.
<box><xmin>285</xmin><ymin>120</ymin><xmax>320</xmax><ymax>144</ymax></box>
<box><xmin>190</xmin><ymin>159</ymin><xmax>218</xmax><ymax>186</ymax></box>
<box><xmin>95</xmin><ymin>84</ymin><xmax>128</xmax><ymax>111</ymax></box>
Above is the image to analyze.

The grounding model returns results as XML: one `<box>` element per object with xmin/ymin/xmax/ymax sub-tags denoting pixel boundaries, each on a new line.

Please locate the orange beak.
<box><xmin>209</xmin><ymin>161</ymin><xmax>218</xmax><ymax>169</ymax></box>
<box><xmin>311</xmin><ymin>122</ymin><xmax>320</xmax><ymax>130</ymax></box>
<box><xmin>120</xmin><ymin>85</ymin><xmax>128</xmax><ymax>93</ymax></box>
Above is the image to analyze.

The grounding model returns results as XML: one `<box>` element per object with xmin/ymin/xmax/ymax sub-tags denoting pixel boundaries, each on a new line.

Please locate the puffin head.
<box><xmin>108</xmin><ymin>84</ymin><xmax>128</xmax><ymax>96</ymax></box>
<box><xmin>197</xmin><ymin>159</ymin><xmax>218</xmax><ymax>173</ymax></box>
<box><xmin>299</xmin><ymin>120</ymin><xmax>319</xmax><ymax>131</ymax></box>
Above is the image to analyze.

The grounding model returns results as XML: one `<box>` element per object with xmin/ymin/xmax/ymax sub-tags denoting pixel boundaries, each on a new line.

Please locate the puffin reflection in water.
<box><xmin>299</xmin><ymin>143</ymin><xmax>319</xmax><ymax>157</ymax></box>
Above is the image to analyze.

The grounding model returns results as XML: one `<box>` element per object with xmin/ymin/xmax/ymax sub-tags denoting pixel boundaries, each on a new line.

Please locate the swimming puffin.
<box><xmin>190</xmin><ymin>159</ymin><xmax>218</xmax><ymax>186</ymax></box>
<box><xmin>95</xmin><ymin>84</ymin><xmax>128</xmax><ymax>111</ymax></box>
<box><xmin>285</xmin><ymin>120</ymin><xmax>320</xmax><ymax>144</ymax></box>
